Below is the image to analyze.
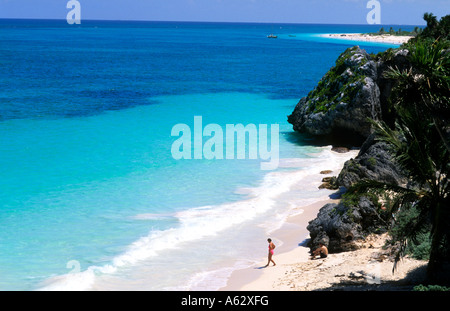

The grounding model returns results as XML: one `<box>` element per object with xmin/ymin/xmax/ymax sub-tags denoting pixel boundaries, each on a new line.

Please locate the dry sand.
<box><xmin>220</xmin><ymin>147</ymin><xmax>427</xmax><ymax>292</ymax></box>
<box><xmin>321</xmin><ymin>33</ymin><xmax>414</xmax><ymax>45</ymax></box>
<box><xmin>221</xmin><ymin>201</ymin><xmax>428</xmax><ymax>291</ymax></box>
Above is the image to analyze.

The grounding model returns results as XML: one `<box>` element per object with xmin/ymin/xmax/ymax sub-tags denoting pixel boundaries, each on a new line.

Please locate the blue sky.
<box><xmin>0</xmin><ymin>0</ymin><xmax>448</xmax><ymax>25</ymax></box>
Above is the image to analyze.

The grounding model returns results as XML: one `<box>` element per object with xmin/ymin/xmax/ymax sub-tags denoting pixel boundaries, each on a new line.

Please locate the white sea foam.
<box><xmin>38</xmin><ymin>146</ymin><xmax>358</xmax><ymax>291</ymax></box>
<box><xmin>180</xmin><ymin>147</ymin><xmax>358</xmax><ymax>291</ymax></box>
<box><xmin>168</xmin><ymin>259</ymin><xmax>256</xmax><ymax>291</ymax></box>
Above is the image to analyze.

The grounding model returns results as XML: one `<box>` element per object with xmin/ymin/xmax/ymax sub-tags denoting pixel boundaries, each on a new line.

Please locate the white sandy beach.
<box><xmin>321</xmin><ymin>33</ymin><xmax>414</xmax><ymax>45</ymax></box>
<box><xmin>221</xmin><ymin>204</ymin><xmax>428</xmax><ymax>291</ymax></box>
<box><xmin>221</xmin><ymin>182</ymin><xmax>427</xmax><ymax>291</ymax></box>
<box><xmin>220</xmin><ymin>198</ymin><xmax>336</xmax><ymax>291</ymax></box>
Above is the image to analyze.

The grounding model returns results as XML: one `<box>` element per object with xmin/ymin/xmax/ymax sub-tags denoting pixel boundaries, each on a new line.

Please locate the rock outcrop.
<box><xmin>307</xmin><ymin>197</ymin><xmax>390</xmax><ymax>253</ymax></box>
<box><xmin>287</xmin><ymin>46</ymin><xmax>411</xmax><ymax>146</ymax></box>
<box><xmin>307</xmin><ymin>136</ymin><xmax>407</xmax><ymax>252</ymax></box>
<box><xmin>287</xmin><ymin>46</ymin><xmax>381</xmax><ymax>145</ymax></box>
<box><xmin>336</xmin><ymin>134</ymin><xmax>408</xmax><ymax>189</ymax></box>
<box><xmin>288</xmin><ymin>46</ymin><xmax>413</xmax><ymax>253</ymax></box>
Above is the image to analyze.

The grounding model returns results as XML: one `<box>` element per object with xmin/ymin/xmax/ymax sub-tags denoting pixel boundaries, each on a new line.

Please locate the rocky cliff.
<box><xmin>288</xmin><ymin>46</ymin><xmax>381</xmax><ymax>145</ymax></box>
<box><xmin>288</xmin><ymin>46</ymin><xmax>409</xmax><ymax>146</ymax></box>
<box><xmin>336</xmin><ymin>133</ymin><xmax>408</xmax><ymax>189</ymax></box>
<box><xmin>288</xmin><ymin>45</ymin><xmax>412</xmax><ymax>253</ymax></box>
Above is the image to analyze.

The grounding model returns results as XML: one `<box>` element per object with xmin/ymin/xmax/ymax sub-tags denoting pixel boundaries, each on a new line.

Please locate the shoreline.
<box><xmin>218</xmin><ymin>148</ymin><xmax>360</xmax><ymax>291</ymax></box>
<box><xmin>220</xmin><ymin>202</ymin><xmax>428</xmax><ymax>291</ymax></box>
<box><xmin>220</xmin><ymin>152</ymin><xmax>428</xmax><ymax>291</ymax></box>
<box><xmin>221</xmin><ymin>201</ymin><xmax>428</xmax><ymax>291</ymax></box>
<box><xmin>319</xmin><ymin>33</ymin><xmax>414</xmax><ymax>45</ymax></box>
<box><xmin>220</xmin><ymin>198</ymin><xmax>338</xmax><ymax>291</ymax></box>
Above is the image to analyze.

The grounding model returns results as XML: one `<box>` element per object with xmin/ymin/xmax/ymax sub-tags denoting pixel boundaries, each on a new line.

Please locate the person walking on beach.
<box><xmin>265</xmin><ymin>238</ymin><xmax>276</xmax><ymax>267</ymax></box>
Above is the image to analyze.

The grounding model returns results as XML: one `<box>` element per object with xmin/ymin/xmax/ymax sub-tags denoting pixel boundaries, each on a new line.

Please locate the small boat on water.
<box><xmin>267</xmin><ymin>34</ymin><xmax>277</xmax><ymax>38</ymax></box>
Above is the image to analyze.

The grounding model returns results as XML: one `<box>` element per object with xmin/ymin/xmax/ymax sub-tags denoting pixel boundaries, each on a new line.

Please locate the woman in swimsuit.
<box><xmin>265</xmin><ymin>238</ymin><xmax>276</xmax><ymax>267</ymax></box>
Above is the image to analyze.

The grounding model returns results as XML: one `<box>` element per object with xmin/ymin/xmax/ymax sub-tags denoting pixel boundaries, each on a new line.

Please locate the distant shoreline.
<box><xmin>320</xmin><ymin>33</ymin><xmax>414</xmax><ymax>45</ymax></box>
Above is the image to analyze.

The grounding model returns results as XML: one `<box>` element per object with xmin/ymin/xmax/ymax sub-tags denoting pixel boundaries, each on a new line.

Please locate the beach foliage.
<box><xmin>370</xmin><ymin>26</ymin><xmax>421</xmax><ymax>37</ymax></box>
<box><xmin>370</xmin><ymin>12</ymin><xmax>449</xmax><ymax>40</ymax></box>
<box><xmin>348</xmin><ymin>13</ymin><xmax>450</xmax><ymax>284</ymax></box>
<box><xmin>418</xmin><ymin>13</ymin><xmax>450</xmax><ymax>41</ymax></box>
<box><xmin>413</xmin><ymin>284</ymin><xmax>450</xmax><ymax>291</ymax></box>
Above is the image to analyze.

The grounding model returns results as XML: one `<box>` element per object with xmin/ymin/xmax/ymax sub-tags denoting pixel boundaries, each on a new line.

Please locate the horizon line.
<box><xmin>0</xmin><ymin>17</ymin><xmax>426</xmax><ymax>27</ymax></box>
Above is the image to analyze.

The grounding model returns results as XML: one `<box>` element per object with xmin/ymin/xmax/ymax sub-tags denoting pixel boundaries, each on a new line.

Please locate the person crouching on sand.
<box><xmin>265</xmin><ymin>238</ymin><xmax>276</xmax><ymax>267</ymax></box>
<box><xmin>311</xmin><ymin>242</ymin><xmax>328</xmax><ymax>259</ymax></box>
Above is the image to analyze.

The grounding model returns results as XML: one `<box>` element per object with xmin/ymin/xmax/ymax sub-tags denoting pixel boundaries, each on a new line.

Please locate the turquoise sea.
<box><xmin>0</xmin><ymin>20</ymin><xmax>413</xmax><ymax>290</ymax></box>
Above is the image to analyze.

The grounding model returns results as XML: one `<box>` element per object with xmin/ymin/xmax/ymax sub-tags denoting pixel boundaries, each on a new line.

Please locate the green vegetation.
<box><xmin>389</xmin><ymin>205</ymin><xmax>431</xmax><ymax>260</ymax></box>
<box><xmin>368</xmin><ymin>13</ymin><xmax>450</xmax><ymax>41</ymax></box>
<box><xmin>369</xmin><ymin>26</ymin><xmax>422</xmax><ymax>37</ymax></box>
<box><xmin>413</xmin><ymin>284</ymin><xmax>450</xmax><ymax>291</ymax></box>
<box><xmin>367</xmin><ymin>157</ymin><xmax>377</xmax><ymax>168</ymax></box>
<box><xmin>413</xmin><ymin>13</ymin><xmax>450</xmax><ymax>42</ymax></box>
<box><xmin>347</xmin><ymin>13</ymin><xmax>450</xmax><ymax>285</ymax></box>
<box><xmin>370</xmin><ymin>47</ymin><xmax>396</xmax><ymax>63</ymax></box>
<box><xmin>306</xmin><ymin>46</ymin><xmax>366</xmax><ymax>114</ymax></box>
<box><xmin>341</xmin><ymin>191</ymin><xmax>380</xmax><ymax>210</ymax></box>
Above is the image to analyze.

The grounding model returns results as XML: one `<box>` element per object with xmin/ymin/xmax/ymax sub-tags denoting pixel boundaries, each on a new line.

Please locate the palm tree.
<box><xmin>394</xmin><ymin>39</ymin><xmax>450</xmax><ymax>152</ymax></box>
<box><xmin>419</xmin><ymin>13</ymin><xmax>450</xmax><ymax>41</ymax></box>
<box><xmin>423</xmin><ymin>13</ymin><xmax>439</xmax><ymax>34</ymax></box>
<box><xmin>350</xmin><ymin>38</ymin><xmax>450</xmax><ymax>284</ymax></box>
<box><xmin>412</xmin><ymin>26</ymin><xmax>422</xmax><ymax>36</ymax></box>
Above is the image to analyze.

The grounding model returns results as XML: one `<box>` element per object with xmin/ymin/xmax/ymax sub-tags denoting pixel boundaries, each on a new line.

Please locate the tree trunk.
<box><xmin>427</xmin><ymin>200</ymin><xmax>450</xmax><ymax>285</ymax></box>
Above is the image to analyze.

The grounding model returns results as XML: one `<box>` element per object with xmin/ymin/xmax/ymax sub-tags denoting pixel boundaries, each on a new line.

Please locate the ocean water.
<box><xmin>0</xmin><ymin>20</ymin><xmax>412</xmax><ymax>291</ymax></box>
